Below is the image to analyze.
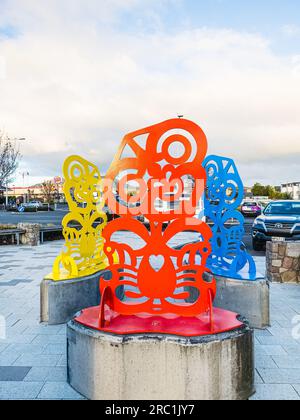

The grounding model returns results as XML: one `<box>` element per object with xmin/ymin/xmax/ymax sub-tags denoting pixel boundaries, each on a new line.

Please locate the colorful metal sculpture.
<box><xmin>203</xmin><ymin>155</ymin><xmax>257</xmax><ymax>280</ymax></box>
<box><xmin>75</xmin><ymin>120</ymin><xmax>242</xmax><ymax>336</ymax></box>
<box><xmin>48</xmin><ymin>155</ymin><xmax>108</xmax><ymax>281</ymax></box>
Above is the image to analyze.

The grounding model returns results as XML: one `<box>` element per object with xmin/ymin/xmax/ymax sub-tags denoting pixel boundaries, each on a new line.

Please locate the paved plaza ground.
<box><xmin>0</xmin><ymin>240</ymin><xmax>300</xmax><ymax>400</ymax></box>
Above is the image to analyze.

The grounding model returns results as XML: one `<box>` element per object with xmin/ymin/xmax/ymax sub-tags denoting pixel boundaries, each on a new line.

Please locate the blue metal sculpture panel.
<box><xmin>203</xmin><ymin>155</ymin><xmax>257</xmax><ymax>280</ymax></box>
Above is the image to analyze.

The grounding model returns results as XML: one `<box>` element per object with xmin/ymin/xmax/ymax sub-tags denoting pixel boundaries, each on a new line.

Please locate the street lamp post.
<box><xmin>4</xmin><ymin>137</ymin><xmax>26</xmax><ymax>208</ymax></box>
<box><xmin>5</xmin><ymin>185</ymin><xmax>8</xmax><ymax>208</ymax></box>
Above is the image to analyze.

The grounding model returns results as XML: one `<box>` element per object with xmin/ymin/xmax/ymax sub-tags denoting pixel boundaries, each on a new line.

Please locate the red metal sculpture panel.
<box><xmin>105</xmin><ymin>119</ymin><xmax>208</xmax><ymax>222</ymax></box>
<box><xmin>102</xmin><ymin>217</ymin><xmax>215</xmax><ymax>317</ymax></box>
<box><xmin>75</xmin><ymin>119</ymin><xmax>242</xmax><ymax>336</ymax></box>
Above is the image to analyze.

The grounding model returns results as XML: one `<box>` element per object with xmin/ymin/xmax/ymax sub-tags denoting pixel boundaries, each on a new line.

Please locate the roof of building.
<box><xmin>0</xmin><ymin>185</ymin><xmax>13</xmax><ymax>192</ymax></box>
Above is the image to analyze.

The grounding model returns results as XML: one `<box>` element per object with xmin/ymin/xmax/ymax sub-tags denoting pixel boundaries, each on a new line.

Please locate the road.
<box><xmin>0</xmin><ymin>210</ymin><xmax>67</xmax><ymax>226</ymax></box>
<box><xmin>243</xmin><ymin>219</ymin><xmax>264</xmax><ymax>256</ymax></box>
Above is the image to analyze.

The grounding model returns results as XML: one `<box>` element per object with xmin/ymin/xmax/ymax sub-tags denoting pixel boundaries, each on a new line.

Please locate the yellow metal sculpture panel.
<box><xmin>47</xmin><ymin>155</ymin><xmax>108</xmax><ymax>281</ymax></box>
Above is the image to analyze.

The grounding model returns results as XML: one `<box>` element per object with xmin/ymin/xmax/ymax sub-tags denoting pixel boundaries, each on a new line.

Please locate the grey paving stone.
<box><xmin>272</xmin><ymin>356</ymin><xmax>300</xmax><ymax>369</ymax></box>
<box><xmin>277</xmin><ymin>319</ymin><xmax>299</xmax><ymax>328</ymax></box>
<box><xmin>268</xmin><ymin>326</ymin><xmax>295</xmax><ymax>338</ymax></box>
<box><xmin>259</xmin><ymin>345</ymin><xmax>287</xmax><ymax>356</ymax></box>
<box><xmin>0</xmin><ymin>279</ymin><xmax>33</xmax><ymax>287</ymax></box>
<box><xmin>254</xmin><ymin>345</ymin><xmax>268</xmax><ymax>356</ymax></box>
<box><xmin>5</xmin><ymin>315</ymin><xmax>22</xmax><ymax>328</ymax></box>
<box><xmin>283</xmin><ymin>345</ymin><xmax>300</xmax><ymax>355</ymax></box>
<box><xmin>255</xmin><ymin>370</ymin><xmax>264</xmax><ymax>384</ymax></box>
<box><xmin>6</xmin><ymin>343</ymin><xmax>46</xmax><ymax>355</ymax></box>
<box><xmin>58</xmin><ymin>325</ymin><xmax>67</xmax><ymax>335</ymax></box>
<box><xmin>251</xmin><ymin>384</ymin><xmax>300</xmax><ymax>400</ymax></box>
<box><xmin>23</xmin><ymin>325</ymin><xmax>63</xmax><ymax>335</ymax></box>
<box><xmin>37</xmin><ymin>382</ymin><xmax>85</xmax><ymax>400</ymax></box>
<box><xmin>31</xmin><ymin>335</ymin><xmax>66</xmax><ymax>346</ymax></box>
<box><xmin>0</xmin><ymin>352</ymin><xmax>21</xmax><ymax>366</ymax></box>
<box><xmin>255</xmin><ymin>355</ymin><xmax>278</xmax><ymax>369</ymax></box>
<box><xmin>0</xmin><ymin>381</ymin><xmax>43</xmax><ymax>400</ymax></box>
<box><xmin>256</xmin><ymin>336</ymin><xmax>297</xmax><ymax>346</ymax></box>
<box><xmin>255</xmin><ymin>330</ymin><xmax>272</xmax><ymax>337</ymax></box>
<box><xmin>13</xmin><ymin>354</ymin><xmax>61</xmax><ymax>367</ymax></box>
<box><xmin>258</xmin><ymin>368</ymin><xmax>300</xmax><ymax>384</ymax></box>
<box><xmin>0</xmin><ymin>265</ymin><xmax>20</xmax><ymax>270</ymax></box>
<box><xmin>293</xmin><ymin>384</ymin><xmax>300</xmax><ymax>397</ymax></box>
<box><xmin>0</xmin><ymin>344</ymin><xmax>8</xmax><ymax>354</ymax></box>
<box><xmin>56</xmin><ymin>355</ymin><xmax>67</xmax><ymax>367</ymax></box>
<box><xmin>44</xmin><ymin>344</ymin><xmax>66</xmax><ymax>355</ymax></box>
<box><xmin>0</xmin><ymin>366</ymin><xmax>31</xmax><ymax>381</ymax></box>
<box><xmin>24</xmin><ymin>367</ymin><xmax>67</xmax><ymax>382</ymax></box>
<box><xmin>271</xmin><ymin>314</ymin><xmax>290</xmax><ymax>322</ymax></box>
<box><xmin>4</xmin><ymin>334</ymin><xmax>36</xmax><ymax>344</ymax></box>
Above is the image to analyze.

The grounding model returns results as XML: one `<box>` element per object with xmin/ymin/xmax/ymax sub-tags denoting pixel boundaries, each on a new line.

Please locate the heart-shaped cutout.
<box><xmin>149</xmin><ymin>255</ymin><xmax>165</xmax><ymax>272</ymax></box>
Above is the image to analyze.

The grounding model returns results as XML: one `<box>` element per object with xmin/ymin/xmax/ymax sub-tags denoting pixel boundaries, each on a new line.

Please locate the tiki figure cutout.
<box><xmin>50</xmin><ymin>155</ymin><xmax>108</xmax><ymax>281</ymax></box>
<box><xmin>203</xmin><ymin>155</ymin><xmax>256</xmax><ymax>280</ymax></box>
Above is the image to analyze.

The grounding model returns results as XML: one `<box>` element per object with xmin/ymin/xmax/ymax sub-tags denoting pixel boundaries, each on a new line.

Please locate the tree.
<box><xmin>27</xmin><ymin>188</ymin><xmax>35</xmax><ymax>201</ymax></box>
<box><xmin>40</xmin><ymin>180</ymin><xmax>59</xmax><ymax>204</ymax></box>
<box><xmin>252</xmin><ymin>183</ymin><xmax>292</xmax><ymax>200</ymax></box>
<box><xmin>252</xmin><ymin>183</ymin><xmax>266</xmax><ymax>197</ymax></box>
<box><xmin>0</xmin><ymin>132</ymin><xmax>21</xmax><ymax>186</ymax></box>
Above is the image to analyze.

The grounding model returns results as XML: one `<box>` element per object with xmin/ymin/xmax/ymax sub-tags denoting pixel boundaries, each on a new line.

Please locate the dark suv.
<box><xmin>252</xmin><ymin>201</ymin><xmax>300</xmax><ymax>251</ymax></box>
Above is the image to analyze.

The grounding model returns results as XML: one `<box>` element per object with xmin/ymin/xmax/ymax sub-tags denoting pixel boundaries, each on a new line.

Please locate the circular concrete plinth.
<box><xmin>40</xmin><ymin>270</ymin><xmax>111</xmax><ymax>325</ymax></box>
<box><xmin>67</xmin><ymin>320</ymin><xmax>255</xmax><ymax>400</ymax></box>
<box><xmin>213</xmin><ymin>276</ymin><xmax>270</xmax><ymax>330</ymax></box>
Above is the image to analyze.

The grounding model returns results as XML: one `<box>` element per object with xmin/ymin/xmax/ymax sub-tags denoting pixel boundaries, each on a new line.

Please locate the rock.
<box><xmin>283</xmin><ymin>257</ymin><xmax>294</xmax><ymax>270</ymax></box>
<box><xmin>286</xmin><ymin>243</ymin><xmax>300</xmax><ymax>258</ymax></box>
<box><xmin>270</xmin><ymin>243</ymin><xmax>279</xmax><ymax>253</ymax></box>
<box><xmin>293</xmin><ymin>259</ymin><xmax>300</xmax><ymax>271</ymax></box>
<box><xmin>267</xmin><ymin>242</ymin><xmax>300</xmax><ymax>284</ymax></box>
<box><xmin>278</xmin><ymin>245</ymin><xmax>286</xmax><ymax>257</ymax></box>
<box><xmin>281</xmin><ymin>271</ymin><xmax>298</xmax><ymax>283</ymax></box>
<box><xmin>272</xmin><ymin>260</ymin><xmax>282</xmax><ymax>268</ymax></box>
<box><xmin>270</xmin><ymin>273</ymin><xmax>281</xmax><ymax>283</ymax></box>
<box><xmin>18</xmin><ymin>223</ymin><xmax>40</xmax><ymax>246</ymax></box>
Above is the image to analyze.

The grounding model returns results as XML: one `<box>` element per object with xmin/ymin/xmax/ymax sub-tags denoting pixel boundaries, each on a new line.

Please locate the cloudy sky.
<box><xmin>0</xmin><ymin>0</ymin><xmax>300</xmax><ymax>187</ymax></box>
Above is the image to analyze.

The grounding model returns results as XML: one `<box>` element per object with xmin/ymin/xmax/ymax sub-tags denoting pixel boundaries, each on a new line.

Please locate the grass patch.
<box><xmin>0</xmin><ymin>224</ymin><xmax>17</xmax><ymax>230</ymax></box>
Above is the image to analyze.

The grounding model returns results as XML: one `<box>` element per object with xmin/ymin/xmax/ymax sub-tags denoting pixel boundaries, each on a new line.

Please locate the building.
<box><xmin>7</xmin><ymin>178</ymin><xmax>64</xmax><ymax>203</ymax></box>
<box><xmin>244</xmin><ymin>186</ymin><xmax>253</xmax><ymax>198</ymax></box>
<box><xmin>281</xmin><ymin>182</ymin><xmax>300</xmax><ymax>200</ymax></box>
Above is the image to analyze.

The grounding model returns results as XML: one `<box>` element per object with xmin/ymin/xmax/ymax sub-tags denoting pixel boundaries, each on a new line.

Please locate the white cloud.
<box><xmin>0</xmin><ymin>1</ymin><xmax>299</xmax><ymax>186</ymax></box>
<box><xmin>282</xmin><ymin>24</ymin><xmax>300</xmax><ymax>37</ymax></box>
<box><xmin>0</xmin><ymin>55</ymin><xmax>6</xmax><ymax>79</ymax></box>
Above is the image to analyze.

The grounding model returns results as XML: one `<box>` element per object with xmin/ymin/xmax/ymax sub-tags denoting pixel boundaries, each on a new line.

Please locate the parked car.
<box><xmin>6</xmin><ymin>204</ymin><xmax>19</xmax><ymax>212</ymax></box>
<box><xmin>18</xmin><ymin>202</ymin><xmax>54</xmax><ymax>212</ymax></box>
<box><xmin>28</xmin><ymin>201</ymin><xmax>43</xmax><ymax>209</ymax></box>
<box><xmin>18</xmin><ymin>203</ymin><xmax>38</xmax><ymax>212</ymax></box>
<box><xmin>39</xmin><ymin>203</ymin><xmax>54</xmax><ymax>212</ymax></box>
<box><xmin>241</xmin><ymin>201</ymin><xmax>262</xmax><ymax>217</ymax></box>
<box><xmin>252</xmin><ymin>201</ymin><xmax>300</xmax><ymax>251</ymax></box>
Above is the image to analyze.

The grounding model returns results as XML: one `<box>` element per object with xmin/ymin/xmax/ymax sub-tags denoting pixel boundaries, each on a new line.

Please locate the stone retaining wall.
<box><xmin>266</xmin><ymin>241</ymin><xmax>300</xmax><ymax>283</ymax></box>
<box><xmin>18</xmin><ymin>223</ymin><xmax>40</xmax><ymax>246</ymax></box>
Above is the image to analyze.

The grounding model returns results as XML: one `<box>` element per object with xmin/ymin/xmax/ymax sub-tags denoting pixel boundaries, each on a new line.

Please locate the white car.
<box><xmin>18</xmin><ymin>201</ymin><xmax>43</xmax><ymax>212</ymax></box>
<box><xmin>27</xmin><ymin>201</ymin><xmax>43</xmax><ymax>208</ymax></box>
